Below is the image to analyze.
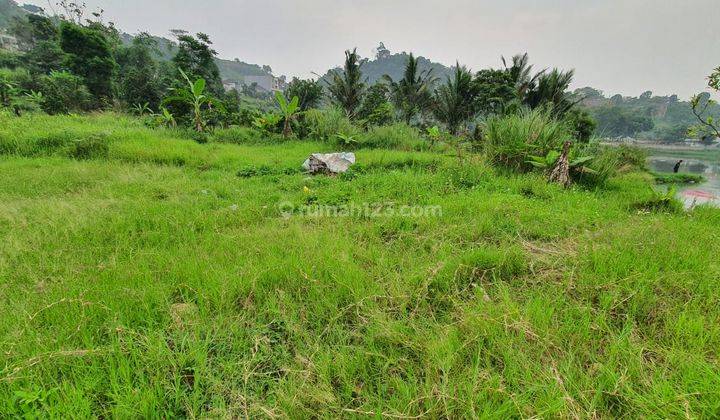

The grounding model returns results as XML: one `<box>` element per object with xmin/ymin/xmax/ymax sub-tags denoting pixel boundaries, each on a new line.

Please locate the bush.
<box><xmin>68</xmin><ymin>134</ymin><xmax>110</xmax><ymax>159</ymax></box>
<box><xmin>569</xmin><ymin>143</ymin><xmax>619</xmax><ymax>188</ymax></box>
<box><xmin>564</xmin><ymin>108</ymin><xmax>597</xmax><ymax>143</ymax></box>
<box><xmin>304</xmin><ymin>107</ymin><xmax>358</xmax><ymax>142</ymax></box>
<box><xmin>612</xmin><ymin>144</ymin><xmax>648</xmax><ymax>171</ymax></box>
<box><xmin>482</xmin><ymin>109</ymin><xmax>570</xmax><ymax>171</ymax></box>
<box><xmin>39</xmin><ymin>71</ymin><xmax>92</xmax><ymax>115</ymax></box>
<box><xmin>358</xmin><ymin>123</ymin><xmax>427</xmax><ymax>150</ymax></box>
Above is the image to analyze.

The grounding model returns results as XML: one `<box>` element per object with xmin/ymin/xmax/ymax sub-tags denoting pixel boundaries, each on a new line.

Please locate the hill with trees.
<box><xmin>0</xmin><ymin>0</ymin><xmax>274</xmax><ymax>81</ymax></box>
<box><xmin>319</xmin><ymin>42</ymin><xmax>454</xmax><ymax>86</ymax></box>
<box><xmin>573</xmin><ymin>86</ymin><xmax>720</xmax><ymax>141</ymax></box>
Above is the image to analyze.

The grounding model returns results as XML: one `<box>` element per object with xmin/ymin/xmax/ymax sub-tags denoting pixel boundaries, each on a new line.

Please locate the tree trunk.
<box><xmin>548</xmin><ymin>141</ymin><xmax>572</xmax><ymax>188</ymax></box>
<box><xmin>283</xmin><ymin>118</ymin><xmax>293</xmax><ymax>138</ymax></box>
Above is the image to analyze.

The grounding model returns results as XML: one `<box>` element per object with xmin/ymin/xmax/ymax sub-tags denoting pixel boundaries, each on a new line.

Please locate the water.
<box><xmin>648</xmin><ymin>153</ymin><xmax>720</xmax><ymax>208</ymax></box>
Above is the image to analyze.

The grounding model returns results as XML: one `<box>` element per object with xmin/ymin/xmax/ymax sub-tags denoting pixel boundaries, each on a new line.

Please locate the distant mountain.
<box><xmin>319</xmin><ymin>51</ymin><xmax>454</xmax><ymax>86</ymax></box>
<box><xmin>0</xmin><ymin>0</ymin><xmax>273</xmax><ymax>81</ymax></box>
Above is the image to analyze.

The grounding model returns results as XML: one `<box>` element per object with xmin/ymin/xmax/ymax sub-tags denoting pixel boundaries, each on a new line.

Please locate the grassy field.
<box><xmin>1</xmin><ymin>113</ymin><xmax>720</xmax><ymax>418</ymax></box>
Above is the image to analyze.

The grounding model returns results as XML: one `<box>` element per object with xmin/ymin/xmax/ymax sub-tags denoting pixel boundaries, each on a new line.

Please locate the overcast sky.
<box><xmin>26</xmin><ymin>0</ymin><xmax>720</xmax><ymax>99</ymax></box>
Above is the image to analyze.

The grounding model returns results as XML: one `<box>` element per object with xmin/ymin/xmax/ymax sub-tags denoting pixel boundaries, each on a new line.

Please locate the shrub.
<box><xmin>612</xmin><ymin>144</ymin><xmax>648</xmax><ymax>171</ymax></box>
<box><xmin>563</xmin><ymin>108</ymin><xmax>597</xmax><ymax>143</ymax></box>
<box><xmin>482</xmin><ymin>109</ymin><xmax>570</xmax><ymax>171</ymax></box>
<box><xmin>68</xmin><ymin>134</ymin><xmax>110</xmax><ymax>159</ymax></box>
<box><xmin>304</xmin><ymin>107</ymin><xmax>358</xmax><ymax>142</ymax></box>
<box><xmin>39</xmin><ymin>71</ymin><xmax>92</xmax><ymax>115</ymax></box>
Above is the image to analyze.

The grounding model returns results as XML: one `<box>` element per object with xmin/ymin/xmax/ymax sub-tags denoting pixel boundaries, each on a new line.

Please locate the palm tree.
<box><xmin>526</xmin><ymin>69</ymin><xmax>577</xmax><ymax>117</ymax></box>
<box><xmin>502</xmin><ymin>53</ymin><xmax>544</xmax><ymax>99</ymax></box>
<box><xmin>432</xmin><ymin>64</ymin><xmax>477</xmax><ymax>135</ymax></box>
<box><xmin>325</xmin><ymin>48</ymin><xmax>366</xmax><ymax>119</ymax></box>
<box><xmin>502</xmin><ymin>53</ymin><xmax>577</xmax><ymax>117</ymax></box>
<box><xmin>383</xmin><ymin>53</ymin><xmax>437</xmax><ymax>123</ymax></box>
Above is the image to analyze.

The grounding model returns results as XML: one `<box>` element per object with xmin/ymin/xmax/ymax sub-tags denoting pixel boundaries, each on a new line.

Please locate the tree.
<box><xmin>325</xmin><ymin>48</ymin><xmax>366</xmax><ymax>119</ymax></box>
<box><xmin>9</xmin><ymin>14</ymin><xmax>65</xmax><ymax>75</ymax></box>
<box><xmin>563</xmin><ymin>108</ymin><xmax>597</xmax><ymax>142</ymax></box>
<box><xmin>38</xmin><ymin>70</ymin><xmax>92</xmax><ymax>114</ymax></box>
<box><xmin>383</xmin><ymin>53</ymin><xmax>436</xmax><ymax>123</ymax></box>
<box><xmin>525</xmin><ymin>69</ymin><xmax>577</xmax><ymax>117</ymax></box>
<box><xmin>690</xmin><ymin>68</ymin><xmax>720</xmax><ymax>140</ymax></box>
<box><xmin>115</xmin><ymin>33</ymin><xmax>164</xmax><ymax>109</ymax></box>
<box><xmin>473</xmin><ymin>69</ymin><xmax>515</xmax><ymax>116</ymax></box>
<box><xmin>275</xmin><ymin>91</ymin><xmax>300</xmax><ymax>138</ymax></box>
<box><xmin>433</xmin><ymin>64</ymin><xmax>477</xmax><ymax>135</ymax></box>
<box><xmin>286</xmin><ymin>78</ymin><xmax>323</xmax><ymax>111</ymax></box>
<box><xmin>592</xmin><ymin>105</ymin><xmax>653</xmax><ymax>137</ymax></box>
<box><xmin>503</xmin><ymin>53</ymin><xmax>578</xmax><ymax>117</ymax></box>
<box><xmin>503</xmin><ymin>53</ymin><xmax>543</xmax><ymax>99</ymax></box>
<box><xmin>59</xmin><ymin>21</ymin><xmax>116</xmax><ymax>105</ymax></box>
<box><xmin>357</xmin><ymin>82</ymin><xmax>394</xmax><ymax>127</ymax></box>
<box><xmin>375</xmin><ymin>42</ymin><xmax>391</xmax><ymax>60</ymax></box>
<box><xmin>173</xmin><ymin>32</ymin><xmax>223</xmax><ymax>96</ymax></box>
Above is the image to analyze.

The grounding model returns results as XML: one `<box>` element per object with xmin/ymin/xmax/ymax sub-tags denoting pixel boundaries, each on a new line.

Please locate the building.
<box><xmin>241</xmin><ymin>75</ymin><xmax>283</xmax><ymax>93</ymax></box>
<box><xmin>223</xmin><ymin>75</ymin><xmax>287</xmax><ymax>94</ymax></box>
<box><xmin>0</xmin><ymin>31</ymin><xmax>19</xmax><ymax>52</ymax></box>
<box><xmin>223</xmin><ymin>80</ymin><xmax>241</xmax><ymax>92</ymax></box>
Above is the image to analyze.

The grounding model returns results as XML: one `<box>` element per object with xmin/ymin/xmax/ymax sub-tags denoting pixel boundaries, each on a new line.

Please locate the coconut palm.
<box><xmin>502</xmin><ymin>53</ymin><xmax>544</xmax><ymax>99</ymax></box>
<box><xmin>503</xmin><ymin>53</ymin><xmax>578</xmax><ymax>117</ymax></box>
<box><xmin>432</xmin><ymin>64</ymin><xmax>477</xmax><ymax>135</ymax></box>
<box><xmin>383</xmin><ymin>53</ymin><xmax>437</xmax><ymax>123</ymax></box>
<box><xmin>325</xmin><ymin>48</ymin><xmax>366</xmax><ymax>119</ymax></box>
<box><xmin>526</xmin><ymin>69</ymin><xmax>577</xmax><ymax>116</ymax></box>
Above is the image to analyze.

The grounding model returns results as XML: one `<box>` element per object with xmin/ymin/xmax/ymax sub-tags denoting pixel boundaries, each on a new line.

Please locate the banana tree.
<box><xmin>168</xmin><ymin>69</ymin><xmax>211</xmax><ymax>132</ymax></box>
<box><xmin>156</xmin><ymin>106</ymin><xmax>177</xmax><ymax>128</ymax></box>
<box><xmin>275</xmin><ymin>91</ymin><xmax>300</xmax><ymax>138</ymax></box>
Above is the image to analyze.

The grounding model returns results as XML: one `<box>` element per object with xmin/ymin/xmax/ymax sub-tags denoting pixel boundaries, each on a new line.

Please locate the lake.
<box><xmin>647</xmin><ymin>150</ymin><xmax>720</xmax><ymax>208</ymax></box>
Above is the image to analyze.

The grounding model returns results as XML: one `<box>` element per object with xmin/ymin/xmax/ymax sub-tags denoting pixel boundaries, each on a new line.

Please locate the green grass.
<box><xmin>652</xmin><ymin>172</ymin><xmax>706</xmax><ymax>185</ymax></box>
<box><xmin>1</xmin><ymin>113</ymin><xmax>720</xmax><ymax>417</ymax></box>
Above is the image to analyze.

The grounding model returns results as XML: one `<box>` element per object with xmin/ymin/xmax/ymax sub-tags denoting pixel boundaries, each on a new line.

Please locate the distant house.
<box><xmin>222</xmin><ymin>74</ymin><xmax>287</xmax><ymax>94</ymax></box>
<box><xmin>242</xmin><ymin>75</ymin><xmax>283</xmax><ymax>92</ymax></box>
<box><xmin>0</xmin><ymin>31</ymin><xmax>19</xmax><ymax>52</ymax></box>
<box><xmin>222</xmin><ymin>80</ymin><xmax>241</xmax><ymax>91</ymax></box>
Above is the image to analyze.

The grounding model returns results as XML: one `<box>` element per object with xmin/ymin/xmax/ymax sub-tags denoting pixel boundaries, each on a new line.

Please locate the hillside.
<box><xmin>0</xmin><ymin>0</ymin><xmax>272</xmax><ymax>81</ymax></box>
<box><xmin>574</xmin><ymin>87</ymin><xmax>720</xmax><ymax>141</ymax></box>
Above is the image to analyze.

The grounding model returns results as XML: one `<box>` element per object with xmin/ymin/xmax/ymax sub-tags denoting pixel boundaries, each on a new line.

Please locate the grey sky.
<box><xmin>27</xmin><ymin>0</ymin><xmax>720</xmax><ymax>99</ymax></box>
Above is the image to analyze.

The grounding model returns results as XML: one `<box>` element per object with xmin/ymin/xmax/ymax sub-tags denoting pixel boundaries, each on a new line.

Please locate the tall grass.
<box><xmin>1</xmin><ymin>113</ymin><xmax>719</xmax><ymax>418</ymax></box>
<box><xmin>482</xmin><ymin>109</ymin><xmax>570</xmax><ymax>171</ymax></box>
<box><xmin>358</xmin><ymin>123</ymin><xmax>428</xmax><ymax>150</ymax></box>
<box><xmin>303</xmin><ymin>106</ymin><xmax>358</xmax><ymax>143</ymax></box>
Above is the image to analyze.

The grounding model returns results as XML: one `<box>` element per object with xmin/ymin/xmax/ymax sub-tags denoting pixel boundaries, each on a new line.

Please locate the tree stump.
<box><xmin>548</xmin><ymin>141</ymin><xmax>572</xmax><ymax>188</ymax></box>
